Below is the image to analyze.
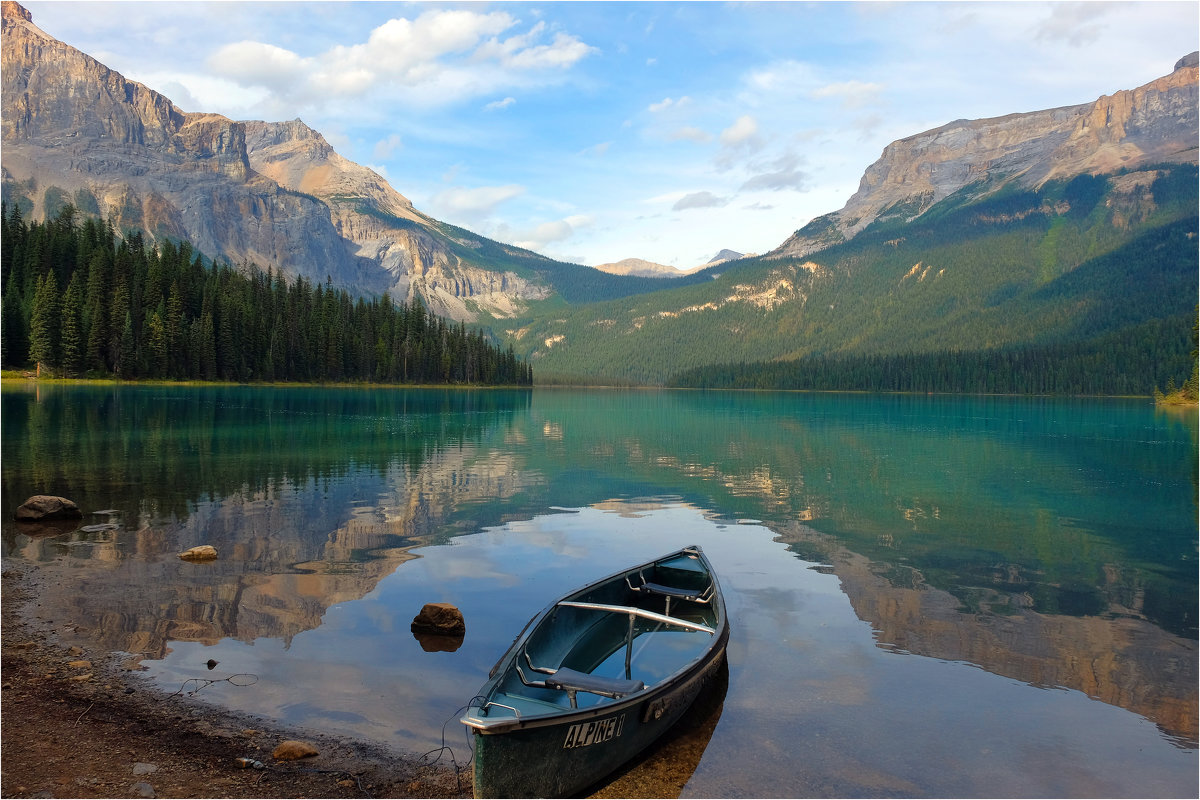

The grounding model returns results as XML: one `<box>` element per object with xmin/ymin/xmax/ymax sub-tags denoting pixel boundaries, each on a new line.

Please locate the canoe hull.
<box><xmin>472</xmin><ymin>638</ymin><xmax>727</xmax><ymax>798</ymax></box>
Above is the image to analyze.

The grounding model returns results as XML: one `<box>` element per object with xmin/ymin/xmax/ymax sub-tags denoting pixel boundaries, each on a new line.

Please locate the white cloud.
<box><xmin>720</xmin><ymin>115</ymin><xmax>759</xmax><ymax>147</ymax></box>
<box><xmin>811</xmin><ymin>80</ymin><xmax>884</xmax><ymax>109</ymax></box>
<box><xmin>581</xmin><ymin>141</ymin><xmax>612</xmax><ymax>157</ymax></box>
<box><xmin>203</xmin><ymin>8</ymin><xmax>593</xmax><ymax>110</ymax></box>
<box><xmin>649</xmin><ymin>96</ymin><xmax>690</xmax><ymax>113</ymax></box>
<box><xmin>502</xmin><ymin>31</ymin><xmax>596</xmax><ymax>70</ymax></box>
<box><xmin>673</xmin><ymin>191</ymin><xmax>727</xmax><ymax>211</ymax></box>
<box><xmin>209</xmin><ymin>40</ymin><xmax>310</xmax><ymax>95</ymax></box>
<box><xmin>485</xmin><ymin>97</ymin><xmax>517</xmax><ymax>111</ymax></box>
<box><xmin>373</xmin><ymin>134</ymin><xmax>403</xmax><ymax>161</ymax></box>
<box><xmin>1032</xmin><ymin>2</ymin><xmax>1115</xmax><ymax>47</ymax></box>
<box><xmin>511</xmin><ymin>214</ymin><xmax>594</xmax><ymax>251</ymax></box>
<box><xmin>669</xmin><ymin>126</ymin><xmax>711</xmax><ymax>143</ymax></box>
<box><xmin>431</xmin><ymin>185</ymin><xmax>525</xmax><ymax>220</ymax></box>
<box><xmin>740</xmin><ymin>164</ymin><xmax>809</xmax><ymax>192</ymax></box>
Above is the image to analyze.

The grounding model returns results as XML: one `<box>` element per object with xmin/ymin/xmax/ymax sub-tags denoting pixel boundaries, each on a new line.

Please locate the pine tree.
<box><xmin>60</xmin><ymin>271</ymin><xmax>86</xmax><ymax>375</ymax></box>
<box><xmin>29</xmin><ymin>270</ymin><xmax>61</xmax><ymax>376</ymax></box>
<box><xmin>1</xmin><ymin>278</ymin><xmax>29</xmax><ymax>369</ymax></box>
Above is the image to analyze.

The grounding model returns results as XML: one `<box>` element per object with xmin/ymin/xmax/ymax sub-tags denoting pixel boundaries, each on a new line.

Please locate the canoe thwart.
<box><xmin>555</xmin><ymin>601</ymin><xmax>716</xmax><ymax>634</ymax></box>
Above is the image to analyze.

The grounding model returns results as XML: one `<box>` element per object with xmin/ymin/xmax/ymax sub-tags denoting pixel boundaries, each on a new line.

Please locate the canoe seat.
<box><xmin>637</xmin><ymin>581</ymin><xmax>708</xmax><ymax>601</ymax></box>
<box><xmin>626</xmin><ymin>572</ymin><xmax>714</xmax><ymax>616</ymax></box>
<box><xmin>518</xmin><ymin>652</ymin><xmax>645</xmax><ymax>707</ymax></box>
<box><xmin>545</xmin><ymin>667</ymin><xmax>644</xmax><ymax>699</ymax></box>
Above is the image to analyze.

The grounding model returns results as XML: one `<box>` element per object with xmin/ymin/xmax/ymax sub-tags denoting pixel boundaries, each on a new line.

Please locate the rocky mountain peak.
<box><xmin>773</xmin><ymin>55</ymin><xmax>1199</xmax><ymax>258</ymax></box>
<box><xmin>3</xmin><ymin>1</ymin><xmax>31</xmax><ymax>23</ymax></box>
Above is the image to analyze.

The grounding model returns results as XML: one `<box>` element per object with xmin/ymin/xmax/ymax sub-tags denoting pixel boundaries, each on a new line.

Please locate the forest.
<box><xmin>668</xmin><ymin>314</ymin><xmax>1198</xmax><ymax>396</ymax></box>
<box><xmin>0</xmin><ymin>203</ymin><xmax>532</xmax><ymax>386</ymax></box>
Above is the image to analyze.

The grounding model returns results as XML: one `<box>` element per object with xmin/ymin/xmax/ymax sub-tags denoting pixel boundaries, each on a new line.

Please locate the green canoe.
<box><xmin>461</xmin><ymin>545</ymin><xmax>729</xmax><ymax>798</ymax></box>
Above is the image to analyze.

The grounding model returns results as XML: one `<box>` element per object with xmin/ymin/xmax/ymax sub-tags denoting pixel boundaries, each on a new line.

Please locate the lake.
<box><xmin>2</xmin><ymin>384</ymin><xmax>1196</xmax><ymax>798</ymax></box>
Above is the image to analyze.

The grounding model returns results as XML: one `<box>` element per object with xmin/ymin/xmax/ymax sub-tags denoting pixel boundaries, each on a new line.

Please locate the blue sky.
<box><xmin>21</xmin><ymin>1</ymin><xmax>1200</xmax><ymax>269</ymax></box>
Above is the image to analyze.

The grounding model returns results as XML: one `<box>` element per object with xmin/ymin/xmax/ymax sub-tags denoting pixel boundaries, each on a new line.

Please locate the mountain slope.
<box><xmin>775</xmin><ymin>52</ymin><xmax>1198</xmax><ymax>259</ymax></box>
<box><xmin>1</xmin><ymin>1</ymin><xmax>667</xmax><ymax>322</ymax></box>
<box><xmin>494</xmin><ymin>54</ymin><xmax>1198</xmax><ymax>385</ymax></box>
<box><xmin>503</xmin><ymin>164</ymin><xmax>1197</xmax><ymax>385</ymax></box>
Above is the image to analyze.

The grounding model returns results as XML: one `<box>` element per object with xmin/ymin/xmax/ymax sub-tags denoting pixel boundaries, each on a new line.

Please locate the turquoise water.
<box><xmin>2</xmin><ymin>384</ymin><xmax>1196</xmax><ymax>797</ymax></box>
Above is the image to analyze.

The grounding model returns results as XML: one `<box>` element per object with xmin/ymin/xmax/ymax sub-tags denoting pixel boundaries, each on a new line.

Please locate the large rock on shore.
<box><xmin>14</xmin><ymin>495</ymin><xmax>82</xmax><ymax>521</ymax></box>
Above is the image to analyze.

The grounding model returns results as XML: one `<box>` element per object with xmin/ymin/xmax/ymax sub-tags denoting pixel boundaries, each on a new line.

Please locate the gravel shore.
<box><xmin>1</xmin><ymin>564</ymin><xmax>470</xmax><ymax>799</ymax></box>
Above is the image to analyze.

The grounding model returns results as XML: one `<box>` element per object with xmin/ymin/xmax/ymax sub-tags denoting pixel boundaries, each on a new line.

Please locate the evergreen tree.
<box><xmin>60</xmin><ymin>271</ymin><xmax>86</xmax><ymax>375</ymax></box>
<box><xmin>1</xmin><ymin>278</ymin><xmax>29</xmax><ymax>369</ymax></box>
<box><xmin>29</xmin><ymin>270</ymin><xmax>61</xmax><ymax>375</ymax></box>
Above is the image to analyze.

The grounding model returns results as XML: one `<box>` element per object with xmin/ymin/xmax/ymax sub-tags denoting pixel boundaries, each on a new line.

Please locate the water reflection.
<box><xmin>1</xmin><ymin>385</ymin><xmax>1195</xmax><ymax>791</ymax></box>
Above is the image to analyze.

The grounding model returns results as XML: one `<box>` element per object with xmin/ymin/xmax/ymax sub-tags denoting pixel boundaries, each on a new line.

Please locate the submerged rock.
<box><xmin>272</xmin><ymin>740</ymin><xmax>319</xmax><ymax>761</ymax></box>
<box><xmin>178</xmin><ymin>545</ymin><xmax>218</xmax><ymax>561</ymax></box>
<box><xmin>14</xmin><ymin>495</ymin><xmax>82</xmax><ymax>521</ymax></box>
<box><xmin>411</xmin><ymin>602</ymin><xmax>466</xmax><ymax>637</ymax></box>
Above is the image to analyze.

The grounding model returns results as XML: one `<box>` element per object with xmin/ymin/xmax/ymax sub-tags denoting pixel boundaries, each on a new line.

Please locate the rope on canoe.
<box><xmin>418</xmin><ymin>695</ymin><xmax>487</xmax><ymax>795</ymax></box>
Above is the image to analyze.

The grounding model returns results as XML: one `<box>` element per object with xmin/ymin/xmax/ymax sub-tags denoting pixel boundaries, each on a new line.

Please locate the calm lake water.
<box><xmin>2</xmin><ymin>384</ymin><xmax>1196</xmax><ymax>798</ymax></box>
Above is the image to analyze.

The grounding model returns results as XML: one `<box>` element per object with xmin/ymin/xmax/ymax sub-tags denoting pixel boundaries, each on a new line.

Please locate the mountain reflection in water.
<box><xmin>1</xmin><ymin>384</ymin><xmax>1195</xmax><ymax>797</ymax></box>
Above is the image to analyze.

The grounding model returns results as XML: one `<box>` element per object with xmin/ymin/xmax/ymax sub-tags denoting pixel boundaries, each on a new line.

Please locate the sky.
<box><xmin>20</xmin><ymin>1</ymin><xmax>1200</xmax><ymax>270</ymax></box>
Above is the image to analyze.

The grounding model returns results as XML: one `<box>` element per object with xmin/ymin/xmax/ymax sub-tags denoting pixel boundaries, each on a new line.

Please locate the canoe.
<box><xmin>461</xmin><ymin>545</ymin><xmax>729</xmax><ymax>798</ymax></box>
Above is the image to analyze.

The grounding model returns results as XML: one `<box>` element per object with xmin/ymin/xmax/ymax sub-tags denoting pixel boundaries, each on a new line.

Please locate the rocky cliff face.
<box><xmin>774</xmin><ymin>52</ymin><xmax>1199</xmax><ymax>258</ymax></box>
<box><xmin>0</xmin><ymin>1</ymin><xmax>549</xmax><ymax>320</ymax></box>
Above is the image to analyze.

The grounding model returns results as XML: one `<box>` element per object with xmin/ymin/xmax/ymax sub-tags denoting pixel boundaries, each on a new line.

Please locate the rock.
<box><xmin>411</xmin><ymin>602</ymin><xmax>466</xmax><ymax>637</ymax></box>
<box><xmin>411</xmin><ymin>630</ymin><xmax>464</xmax><ymax>653</ymax></box>
<box><xmin>11</xmin><ymin>518</ymin><xmax>80</xmax><ymax>538</ymax></box>
<box><xmin>131</xmin><ymin>781</ymin><xmax>155</xmax><ymax>798</ymax></box>
<box><xmin>67</xmin><ymin>660</ymin><xmax>92</xmax><ymax>669</ymax></box>
<box><xmin>14</xmin><ymin>495</ymin><xmax>82</xmax><ymax>521</ymax></box>
<box><xmin>272</xmin><ymin>740</ymin><xmax>319</xmax><ymax>761</ymax></box>
<box><xmin>132</xmin><ymin>763</ymin><xmax>158</xmax><ymax>776</ymax></box>
<box><xmin>177</xmin><ymin>545</ymin><xmax>217</xmax><ymax>561</ymax></box>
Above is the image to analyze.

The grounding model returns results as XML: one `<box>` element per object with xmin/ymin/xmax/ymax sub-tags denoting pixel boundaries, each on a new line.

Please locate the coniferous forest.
<box><xmin>667</xmin><ymin>315</ymin><xmax>1197</xmax><ymax>396</ymax></box>
<box><xmin>0</xmin><ymin>204</ymin><xmax>532</xmax><ymax>386</ymax></box>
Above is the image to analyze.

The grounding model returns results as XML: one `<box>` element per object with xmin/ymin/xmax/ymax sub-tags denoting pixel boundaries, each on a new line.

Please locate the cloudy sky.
<box><xmin>21</xmin><ymin>1</ymin><xmax>1199</xmax><ymax>269</ymax></box>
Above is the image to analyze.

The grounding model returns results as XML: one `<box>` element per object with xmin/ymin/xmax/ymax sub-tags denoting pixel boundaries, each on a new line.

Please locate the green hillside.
<box><xmin>493</xmin><ymin>165</ymin><xmax>1199</xmax><ymax>388</ymax></box>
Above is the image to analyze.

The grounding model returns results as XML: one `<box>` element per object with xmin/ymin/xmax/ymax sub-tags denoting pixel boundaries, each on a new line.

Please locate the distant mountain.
<box><xmin>592</xmin><ymin>258</ymin><xmax>684</xmax><ymax>278</ymax></box>
<box><xmin>705</xmin><ymin>249</ymin><xmax>749</xmax><ymax>265</ymax></box>
<box><xmin>501</xmin><ymin>55</ymin><xmax>1199</xmax><ymax>385</ymax></box>
<box><xmin>592</xmin><ymin>250</ymin><xmax>752</xmax><ymax>279</ymax></box>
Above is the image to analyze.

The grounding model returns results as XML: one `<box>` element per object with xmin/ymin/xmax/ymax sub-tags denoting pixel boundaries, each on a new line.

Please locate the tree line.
<box><xmin>0</xmin><ymin>203</ymin><xmax>532</xmax><ymax>386</ymax></box>
<box><xmin>668</xmin><ymin>315</ymin><xmax>1197</xmax><ymax>396</ymax></box>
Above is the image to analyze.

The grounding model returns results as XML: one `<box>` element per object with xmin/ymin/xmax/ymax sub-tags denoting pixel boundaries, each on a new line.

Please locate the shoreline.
<box><xmin>1</xmin><ymin>563</ymin><xmax>470</xmax><ymax>799</ymax></box>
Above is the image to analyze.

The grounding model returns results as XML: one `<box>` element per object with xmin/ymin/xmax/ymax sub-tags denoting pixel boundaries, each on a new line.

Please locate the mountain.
<box><xmin>705</xmin><ymin>249</ymin><xmax>749</xmax><ymax>265</ymax></box>
<box><xmin>499</xmin><ymin>55</ymin><xmax>1198</xmax><ymax>385</ymax></box>
<box><xmin>0</xmin><ymin>1</ymin><xmax>631</xmax><ymax>322</ymax></box>
<box><xmin>593</xmin><ymin>257</ymin><xmax>684</xmax><ymax>278</ymax></box>
<box><xmin>775</xmin><ymin>52</ymin><xmax>1199</xmax><ymax>259</ymax></box>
